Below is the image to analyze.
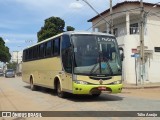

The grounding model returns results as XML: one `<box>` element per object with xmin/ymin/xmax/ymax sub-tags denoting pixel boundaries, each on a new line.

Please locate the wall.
<box><xmin>12</xmin><ymin>51</ymin><xmax>23</xmax><ymax>63</ymax></box>
<box><xmin>146</xmin><ymin>17</ymin><xmax>160</xmax><ymax>83</ymax></box>
<box><xmin>91</xmin><ymin>3</ymin><xmax>160</xmax><ymax>84</ymax></box>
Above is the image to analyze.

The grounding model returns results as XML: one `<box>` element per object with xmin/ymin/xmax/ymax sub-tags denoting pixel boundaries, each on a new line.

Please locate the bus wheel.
<box><xmin>92</xmin><ymin>94</ymin><xmax>101</xmax><ymax>97</ymax></box>
<box><xmin>57</xmin><ymin>81</ymin><xmax>66</xmax><ymax>98</ymax></box>
<box><xmin>30</xmin><ymin>78</ymin><xmax>36</xmax><ymax>91</ymax></box>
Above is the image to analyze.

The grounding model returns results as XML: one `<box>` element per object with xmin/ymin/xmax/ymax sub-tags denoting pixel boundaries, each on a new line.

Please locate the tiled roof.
<box><xmin>88</xmin><ymin>1</ymin><xmax>160</xmax><ymax>22</ymax></box>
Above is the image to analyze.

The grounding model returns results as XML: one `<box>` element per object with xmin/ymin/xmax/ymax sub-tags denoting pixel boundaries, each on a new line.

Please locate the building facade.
<box><xmin>11</xmin><ymin>51</ymin><xmax>23</xmax><ymax>64</ymax></box>
<box><xmin>88</xmin><ymin>1</ymin><xmax>160</xmax><ymax>84</ymax></box>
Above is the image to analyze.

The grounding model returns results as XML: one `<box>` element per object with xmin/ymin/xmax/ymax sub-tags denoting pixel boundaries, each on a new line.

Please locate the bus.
<box><xmin>22</xmin><ymin>31</ymin><xmax>123</xmax><ymax>98</ymax></box>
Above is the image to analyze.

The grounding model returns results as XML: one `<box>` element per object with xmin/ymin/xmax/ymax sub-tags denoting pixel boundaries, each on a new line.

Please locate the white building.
<box><xmin>88</xmin><ymin>1</ymin><xmax>160</xmax><ymax>84</ymax></box>
<box><xmin>0</xmin><ymin>62</ymin><xmax>3</xmax><ymax>68</ymax></box>
<box><xmin>12</xmin><ymin>51</ymin><xmax>23</xmax><ymax>63</ymax></box>
<box><xmin>0</xmin><ymin>61</ymin><xmax>7</xmax><ymax>72</ymax></box>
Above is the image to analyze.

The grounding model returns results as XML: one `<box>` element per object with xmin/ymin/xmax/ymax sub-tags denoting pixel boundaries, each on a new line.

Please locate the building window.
<box><xmin>155</xmin><ymin>47</ymin><xmax>160</xmax><ymax>52</ymax></box>
<box><xmin>113</xmin><ymin>28</ymin><xmax>118</xmax><ymax>37</ymax></box>
<box><xmin>130</xmin><ymin>23</ymin><xmax>139</xmax><ymax>34</ymax></box>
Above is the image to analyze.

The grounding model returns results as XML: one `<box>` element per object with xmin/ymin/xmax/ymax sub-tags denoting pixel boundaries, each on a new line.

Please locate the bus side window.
<box><xmin>33</xmin><ymin>46</ymin><xmax>38</xmax><ymax>59</ymax></box>
<box><xmin>26</xmin><ymin>50</ymin><xmax>29</xmax><ymax>61</ymax></box>
<box><xmin>23</xmin><ymin>50</ymin><xmax>26</xmax><ymax>62</ymax></box>
<box><xmin>39</xmin><ymin>43</ymin><xmax>44</xmax><ymax>58</ymax></box>
<box><xmin>61</xmin><ymin>35</ymin><xmax>72</xmax><ymax>73</ymax></box>
<box><xmin>45</xmin><ymin>41</ymin><xmax>52</xmax><ymax>57</ymax></box>
<box><xmin>53</xmin><ymin>38</ymin><xmax>60</xmax><ymax>56</ymax></box>
<box><xmin>28</xmin><ymin>48</ymin><xmax>33</xmax><ymax>60</ymax></box>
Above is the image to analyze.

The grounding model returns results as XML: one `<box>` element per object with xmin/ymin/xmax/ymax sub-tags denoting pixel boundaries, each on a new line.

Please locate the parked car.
<box><xmin>0</xmin><ymin>71</ymin><xmax>4</xmax><ymax>77</ymax></box>
<box><xmin>5</xmin><ymin>69</ymin><xmax>15</xmax><ymax>78</ymax></box>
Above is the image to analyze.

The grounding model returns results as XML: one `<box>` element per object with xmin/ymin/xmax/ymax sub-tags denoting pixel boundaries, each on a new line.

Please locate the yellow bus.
<box><xmin>22</xmin><ymin>31</ymin><xmax>123</xmax><ymax>97</ymax></box>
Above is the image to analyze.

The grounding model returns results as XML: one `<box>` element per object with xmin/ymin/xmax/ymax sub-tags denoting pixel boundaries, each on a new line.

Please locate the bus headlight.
<box><xmin>113</xmin><ymin>80</ymin><xmax>122</xmax><ymax>84</ymax></box>
<box><xmin>74</xmin><ymin>80</ymin><xmax>88</xmax><ymax>85</ymax></box>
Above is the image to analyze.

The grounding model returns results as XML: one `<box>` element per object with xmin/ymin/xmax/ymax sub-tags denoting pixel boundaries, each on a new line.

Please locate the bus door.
<box><xmin>61</xmin><ymin>35</ymin><xmax>73</xmax><ymax>91</ymax></box>
<box><xmin>60</xmin><ymin>71</ymin><xmax>72</xmax><ymax>91</ymax></box>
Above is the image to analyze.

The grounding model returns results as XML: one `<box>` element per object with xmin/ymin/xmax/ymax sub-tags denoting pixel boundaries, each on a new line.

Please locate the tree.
<box><xmin>37</xmin><ymin>16</ymin><xmax>75</xmax><ymax>42</ymax></box>
<box><xmin>37</xmin><ymin>17</ymin><xmax>65</xmax><ymax>42</ymax></box>
<box><xmin>66</xmin><ymin>26</ymin><xmax>75</xmax><ymax>31</ymax></box>
<box><xmin>0</xmin><ymin>37</ymin><xmax>5</xmax><ymax>46</ymax></box>
<box><xmin>0</xmin><ymin>37</ymin><xmax>11</xmax><ymax>63</ymax></box>
<box><xmin>7</xmin><ymin>62</ymin><xmax>17</xmax><ymax>70</ymax></box>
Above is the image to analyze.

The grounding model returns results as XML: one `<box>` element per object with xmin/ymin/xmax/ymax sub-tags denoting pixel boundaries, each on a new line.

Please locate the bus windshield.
<box><xmin>71</xmin><ymin>34</ymin><xmax>122</xmax><ymax>76</ymax></box>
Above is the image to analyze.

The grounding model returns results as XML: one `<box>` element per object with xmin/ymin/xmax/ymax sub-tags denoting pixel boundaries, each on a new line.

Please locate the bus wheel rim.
<box><xmin>57</xmin><ymin>83</ymin><xmax>62</xmax><ymax>96</ymax></box>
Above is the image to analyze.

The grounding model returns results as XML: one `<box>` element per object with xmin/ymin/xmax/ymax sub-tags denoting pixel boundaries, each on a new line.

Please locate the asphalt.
<box><xmin>1</xmin><ymin>76</ymin><xmax>160</xmax><ymax>89</ymax></box>
<box><xmin>123</xmin><ymin>82</ymin><xmax>160</xmax><ymax>89</ymax></box>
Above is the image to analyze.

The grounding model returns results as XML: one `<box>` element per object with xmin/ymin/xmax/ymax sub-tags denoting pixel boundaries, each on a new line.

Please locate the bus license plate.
<box><xmin>98</xmin><ymin>86</ymin><xmax>106</xmax><ymax>91</ymax></box>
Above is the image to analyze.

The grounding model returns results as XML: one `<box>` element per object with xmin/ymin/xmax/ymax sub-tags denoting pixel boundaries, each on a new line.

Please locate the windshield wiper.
<box><xmin>104</xmin><ymin>58</ymin><xmax>113</xmax><ymax>75</ymax></box>
<box><xmin>89</xmin><ymin>63</ymin><xmax>99</xmax><ymax>75</ymax></box>
<box><xmin>89</xmin><ymin>53</ymin><xmax>113</xmax><ymax>76</ymax></box>
<box><xmin>89</xmin><ymin>51</ymin><xmax>102</xmax><ymax>75</ymax></box>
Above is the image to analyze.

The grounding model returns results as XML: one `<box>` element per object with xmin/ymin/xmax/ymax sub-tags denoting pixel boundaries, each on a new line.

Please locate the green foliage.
<box><xmin>66</xmin><ymin>26</ymin><xmax>75</xmax><ymax>31</ymax></box>
<box><xmin>7</xmin><ymin>62</ymin><xmax>17</xmax><ymax>70</ymax></box>
<box><xmin>37</xmin><ymin>17</ymin><xmax>65</xmax><ymax>42</ymax></box>
<box><xmin>0</xmin><ymin>37</ymin><xmax>11</xmax><ymax>63</ymax></box>
<box><xmin>0</xmin><ymin>37</ymin><xmax>5</xmax><ymax>46</ymax></box>
<box><xmin>37</xmin><ymin>16</ymin><xmax>75</xmax><ymax>42</ymax></box>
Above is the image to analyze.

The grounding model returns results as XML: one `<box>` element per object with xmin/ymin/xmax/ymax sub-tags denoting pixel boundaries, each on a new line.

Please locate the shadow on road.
<box><xmin>64</xmin><ymin>94</ymin><xmax>123</xmax><ymax>102</ymax></box>
<box><xmin>24</xmin><ymin>85</ymin><xmax>124</xmax><ymax>102</ymax></box>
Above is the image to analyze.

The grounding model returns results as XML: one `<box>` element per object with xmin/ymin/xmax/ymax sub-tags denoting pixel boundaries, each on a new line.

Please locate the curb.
<box><xmin>123</xmin><ymin>85</ymin><xmax>160</xmax><ymax>89</ymax></box>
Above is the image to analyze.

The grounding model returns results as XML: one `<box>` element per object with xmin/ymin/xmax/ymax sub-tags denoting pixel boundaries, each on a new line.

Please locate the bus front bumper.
<box><xmin>72</xmin><ymin>83</ymin><xmax>123</xmax><ymax>95</ymax></box>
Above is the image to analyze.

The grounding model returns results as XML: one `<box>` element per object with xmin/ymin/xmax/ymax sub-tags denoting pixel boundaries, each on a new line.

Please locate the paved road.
<box><xmin>0</xmin><ymin>77</ymin><xmax>159</xmax><ymax>120</ymax></box>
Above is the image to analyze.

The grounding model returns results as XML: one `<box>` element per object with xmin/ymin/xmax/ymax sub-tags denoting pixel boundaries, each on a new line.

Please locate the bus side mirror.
<box><xmin>119</xmin><ymin>47</ymin><xmax>124</xmax><ymax>61</ymax></box>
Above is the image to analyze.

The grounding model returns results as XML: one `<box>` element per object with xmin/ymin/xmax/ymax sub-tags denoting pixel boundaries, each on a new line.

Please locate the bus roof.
<box><xmin>63</xmin><ymin>31</ymin><xmax>113</xmax><ymax>36</ymax></box>
<box><xmin>24</xmin><ymin>31</ymin><xmax>114</xmax><ymax>50</ymax></box>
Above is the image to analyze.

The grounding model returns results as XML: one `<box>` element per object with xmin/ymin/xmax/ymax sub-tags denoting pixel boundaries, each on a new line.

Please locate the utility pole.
<box><xmin>77</xmin><ymin>0</ymin><xmax>110</xmax><ymax>33</ymax></box>
<box><xmin>139</xmin><ymin>0</ymin><xmax>145</xmax><ymax>84</ymax></box>
<box><xmin>110</xmin><ymin>0</ymin><xmax>113</xmax><ymax>34</ymax></box>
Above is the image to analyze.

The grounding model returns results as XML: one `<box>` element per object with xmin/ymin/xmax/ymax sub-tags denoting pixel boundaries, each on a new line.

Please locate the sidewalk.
<box><xmin>123</xmin><ymin>82</ymin><xmax>160</xmax><ymax>89</ymax></box>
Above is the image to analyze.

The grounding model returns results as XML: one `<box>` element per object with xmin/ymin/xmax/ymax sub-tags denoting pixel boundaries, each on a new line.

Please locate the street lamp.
<box><xmin>151</xmin><ymin>2</ymin><xmax>160</xmax><ymax>8</ymax></box>
<box><xmin>145</xmin><ymin>2</ymin><xmax>160</xmax><ymax>16</ymax></box>
<box><xmin>76</xmin><ymin>0</ymin><xmax>110</xmax><ymax>33</ymax></box>
<box><xmin>143</xmin><ymin>2</ymin><xmax>160</xmax><ymax>28</ymax></box>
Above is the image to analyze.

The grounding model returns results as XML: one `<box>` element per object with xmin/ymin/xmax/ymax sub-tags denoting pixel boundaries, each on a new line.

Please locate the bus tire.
<box><xmin>30</xmin><ymin>77</ymin><xmax>36</xmax><ymax>91</ymax></box>
<box><xmin>92</xmin><ymin>93</ymin><xmax>101</xmax><ymax>97</ymax></box>
<box><xmin>57</xmin><ymin>81</ymin><xmax>66</xmax><ymax>98</ymax></box>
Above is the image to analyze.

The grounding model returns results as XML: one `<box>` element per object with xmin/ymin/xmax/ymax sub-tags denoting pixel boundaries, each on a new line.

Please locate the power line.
<box><xmin>148</xmin><ymin>12</ymin><xmax>160</xmax><ymax>18</ymax></box>
<box><xmin>87</xmin><ymin>4</ymin><xmax>160</xmax><ymax>31</ymax></box>
<box><xmin>87</xmin><ymin>7</ymin><xmax>141</xmax><ymax>30</ymax></box>
<box><xmin>146</xmin><ymin>10</ymin><xmax>160</xmax><ymax>16</ymax></box>
<box><xmin>78</xmin><ymin>0</ymin><xmax>110</xmax><ymax>25</ymax></box>
<box><xmin>147</xmin><ymin>22</ymin><xmax>160</xmax><ymax>26</ymax></box>
<box><xmin>151</xmin><ymin>13</ymin><xmax>160</xmax><ymax>18</ymax></box>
